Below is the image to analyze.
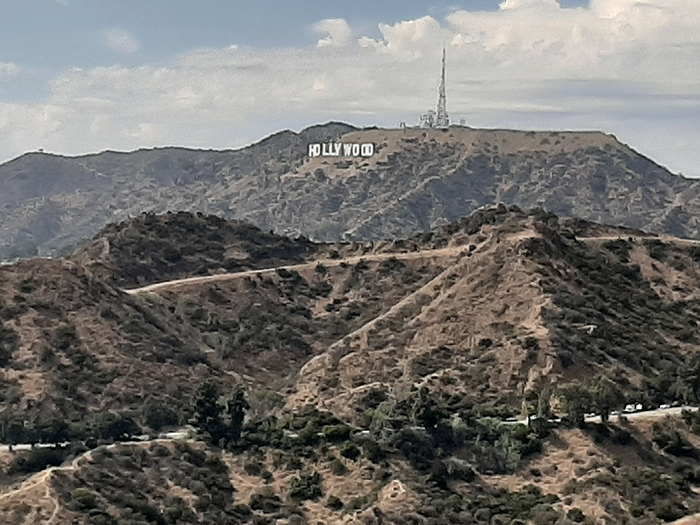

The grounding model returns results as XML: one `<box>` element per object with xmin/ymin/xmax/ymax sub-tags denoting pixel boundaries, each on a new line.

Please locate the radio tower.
<box><xmin>435</xmin><ymin>47</ymin><xmax>449</xmax><ymax>128</ymax></box>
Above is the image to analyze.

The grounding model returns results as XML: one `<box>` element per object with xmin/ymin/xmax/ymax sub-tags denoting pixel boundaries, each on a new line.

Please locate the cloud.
<box><xmin>499</xmin><ymin>0</ymin><xmax>561</xmax><ymax>10</ymax></box>
<box><xmin>0</xmin><ymin>62</ymin><xmax>21</xmax><ymax>78</ymax></box>
<box><xmin>104</xmin><ymin>28</ymin><xmax>140</xmax><ymax>54</ymax></box>
<box><xmin>315</xmin><ymin>19</ymin><xmax>353</xmax><ymax>48</ymax></box>
<box><xmin>2</xmin><ymin>2</ymin><xmax>700</xmax><ymax>177</ymax></box>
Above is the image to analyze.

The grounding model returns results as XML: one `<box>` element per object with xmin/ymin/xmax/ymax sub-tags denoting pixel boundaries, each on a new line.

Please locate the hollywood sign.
<box><xmin>308</xmin><ymin>142</ymin><xmax>375</xmax><ymax>158</ymax></box>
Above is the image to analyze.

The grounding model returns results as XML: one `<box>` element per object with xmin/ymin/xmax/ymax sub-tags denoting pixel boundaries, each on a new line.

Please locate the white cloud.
<box><xmin>2</xmin><ymin>2</ymin><xmax>700</xmax><ymax>177</ymax></box>
<box><xmin>104</xmin><ymin>28</ymin><xmax>140</xmax><ymax>54</ymax></box>
<box><xmin>0</xmin><ymin>62</ymin><xmax>21</xmax><ymax>78</ymax></box>
<box><xmin>315</xmin><ymin>19</ymin><xmax>353</xmax><ymax>48</ymax></box>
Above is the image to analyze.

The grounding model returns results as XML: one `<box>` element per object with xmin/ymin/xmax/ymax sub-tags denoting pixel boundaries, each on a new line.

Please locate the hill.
<box><xmin>70</xmin><ymin>211</ymin><xmax>318</xmax><ymax>288</ymax></box>
<box><xmin>3</xmin><ymin>123</ymin><xmax>700</xmax><ymax>259</ymax></box>
<box><xmin>3</xmin><ymin>208</ymin><xmax>700</xmax><ymax>524</ymax></box>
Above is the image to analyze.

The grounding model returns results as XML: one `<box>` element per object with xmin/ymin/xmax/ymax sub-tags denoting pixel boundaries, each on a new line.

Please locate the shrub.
<box><xmin>645</xmin><ymin>239</ymin><xmax>670</xmax><ymax>261</ymax></box>
<box><xmin>0</xmin><ymin>326</ymin><xmax>19</xmax><ymax>367</ymax></box>
<box><xmin>71</xmin><ymin>489</ymin><xmax>98</xmax><ymax>511</ymax></box>
<box><xmin>566</xmin><ymin>508</ymin><xmax>585</xmax><ymax>522</ymax></box>
<box><xmin>329</xmin><ymin>458</ymin><xmax>347</xmax><ymax>476</ymax></box>
<box><xmin>326</xmin><ymin>495</ymin><xmax>344</xmax><ymax>511</ymax></box>
<box><xmin>654</xmin><ymin>501</ymin><xmax>687</xmax><ymax>521</ymax></box>
<box><xmin>143</xmin><ymin>403</ymin><xmax>180</xmax><ymax>432</ymax></box>
<box><xmin>231</xmin><ymin>504</ymin><xmax>252</xmax><ymax>519</ymax></box>
<box><xmin>244</xmin><ymin>460</ymin><xmax>264</xmax><ymax>476</ymax></box>
<box><xmin>478</xmin><ymin>338</ymin><xmax>493</xmax><ymax>349</ymax></box>
<box><xmin>322</xmin><ymin>424</ymin><xmax>352</xmax><ymax>442</ymax></box>
<box><xmin>346</xmin><ymin>495</ymin><xmax>372</xmax><ymax>512</ymax></box>
<box><xmin>340</xmin><ymin>442</ymin><xmax>361</xmax><ymax>460</ymax></box>
<box><xmin>523</xmin><ymin>337</ymin><xmax>540</xmax><ymax>351</ymax></box>
<box><xmin>289</xmin><ymin>472</ymin><xmax>323</xmax><ymax>501</ymax></box>
<box><xmin>125</xmin><ymin>498</ymin><xmax>167</xmax><ymax>525</ymax></box>
<box><xmin>249</xmin><ymin>491</ymin><xmax>282</xmax><ymax>513</ymax></box>
<box><xmin>602</xmin><ymin>239</ymin><xmax>632</xmax><ymax>263</ymax></box>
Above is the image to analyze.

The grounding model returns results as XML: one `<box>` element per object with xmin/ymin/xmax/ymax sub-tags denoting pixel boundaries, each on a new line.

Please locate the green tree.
<box><xmin>558</xmin><ymin>382</ymin><xmax>592</xmax><ymax>428</ymax></box>
<box><xmin>536</xmin><ymin>389</ymin><xmax>552</xmax><ymax>421</ymax></box>
<box><xmin>192</xmin><ymin>380</ymin><xmax>225</xmax><ymax>442</ymax></box>
<box><xmin>5</xmin><ymin>419</ymin><xmax>27</xmax><ymax>452</ymax></box>
<box><xmin>37</xmin><ymin>417</ymin><xmax>71</xmax><ymax>445</ymax></box>
<box><xmin>678</xmin><ymin>355</ymin><xmax>700</xmax><ymax>403</ymax></box>
<box><xmin>590</xmin><ymin>377</ymin><xmax>622</xmax><ymax>423</ymax></box>
<box><xmin>95</xmin><ymin>412</ymin><xmax>140</xmax><ymax>442</ymax></box>
<box><xmin>410</xmin><ymin>387</ymin><xmax>440</xmax><ymax>430</ymax></box>
<box><xmin>224</xmin><ymin>387</ymin><xmax>249</xmax><ymax>443</ymax></box>
<box><xmin>522</xmin><ymin>390</ymin><xmax>538</xmax><ymax>429</ymax></box>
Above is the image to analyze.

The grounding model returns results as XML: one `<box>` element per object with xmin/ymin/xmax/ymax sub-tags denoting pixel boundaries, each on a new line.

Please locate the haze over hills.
<box><xmin>3</xmin><ymin>122</ymin><xmax>700</xmax><ymax>260</ymax></box>
<box><xmin>4</xmin><ymin>208</ymin><xmax>700</xmax><ymax>524</ymax></box>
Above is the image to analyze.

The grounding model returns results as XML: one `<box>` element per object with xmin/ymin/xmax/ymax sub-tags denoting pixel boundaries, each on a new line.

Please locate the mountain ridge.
<box><xmin>3</xmin><ymin>122</ymin><xmax>700</xmax><ymax>260</ymax></box>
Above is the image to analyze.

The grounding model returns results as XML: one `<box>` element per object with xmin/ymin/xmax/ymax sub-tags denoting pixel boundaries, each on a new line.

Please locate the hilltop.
<box><xmin>3</xmin><ymin>123</ymin><xmax>700</xmax><ymax>259</ymax></box>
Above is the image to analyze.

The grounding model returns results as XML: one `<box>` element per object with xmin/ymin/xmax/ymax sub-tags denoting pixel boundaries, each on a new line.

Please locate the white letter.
<box><xmin>343</xmin><ymin>143</ymin><xmax>353</xmax><ymax>156</ymax></box>
<box><xmin>309</xmin><ymin>144</ymin><xmax>321</xmax><ymax>157</ymax></box>
<box><xmin>361</xmin><ymin>143</ymin><xmax>374</xmax><ymax>156</ymax></box>
<box><xmin>352</xmin><ymin>144</ymin><xmax>360</xmax><ymax>156</ymax></box>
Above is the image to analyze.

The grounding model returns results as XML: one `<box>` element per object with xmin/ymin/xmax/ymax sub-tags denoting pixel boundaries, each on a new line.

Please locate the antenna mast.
<box><xmin>436</xmin><ymin>47</ymin><xmax>449</xmax><ymax>128</ymax></box>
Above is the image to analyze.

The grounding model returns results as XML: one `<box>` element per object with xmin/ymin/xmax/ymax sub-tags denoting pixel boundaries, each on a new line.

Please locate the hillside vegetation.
<box><xmin>2</xmin><ymin>208</ymin><xmax>700</xmax><ymax>524</ymax></box>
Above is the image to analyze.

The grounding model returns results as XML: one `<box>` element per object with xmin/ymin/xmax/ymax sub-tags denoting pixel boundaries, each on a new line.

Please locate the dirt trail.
<box><xmin>124</xmin><ymin>245</ymin><xmax>466</xmax><ymax>295</ymax></box>
<box><xmin>124</xmin><ymin>235</ymin><xmax>700</xmax><ymax>296</ymax></box>
<box><xmin>577</xmin><ymin>236</ymin><xmax>700</xmax><ymax>245</ymax></box>
<box><xmin>0</xmin><ymin>469</ymin><xmax>59</xmax><ymax>524</ymax></box>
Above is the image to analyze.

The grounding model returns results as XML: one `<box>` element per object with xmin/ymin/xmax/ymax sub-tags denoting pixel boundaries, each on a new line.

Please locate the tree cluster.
<box><xmin>191</xmin><ymin>380</ymin><xmax>249</xmax><ymax>446</ymax></box>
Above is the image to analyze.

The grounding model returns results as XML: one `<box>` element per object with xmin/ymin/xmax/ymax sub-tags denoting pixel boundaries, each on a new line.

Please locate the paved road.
<box><xmin>0</xmin><ymin>429</ymin><xmax>193</xmax><ymax>453</ymax></box>
<box><xmin>502</xmin><ymin>405</ymin><xmax>698</xmax><ymax>426</ymax></box>
<box><xmin>3</xmin><ymin>407</ymin><xmax>697</xmax><ymax>451</ymax></box>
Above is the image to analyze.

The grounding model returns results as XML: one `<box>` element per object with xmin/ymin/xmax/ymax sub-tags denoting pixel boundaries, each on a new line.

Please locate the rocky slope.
<box><xmin>3</xmin><ymin>123</ymin><xmax>700</xmax><ymax>260</ymax></box>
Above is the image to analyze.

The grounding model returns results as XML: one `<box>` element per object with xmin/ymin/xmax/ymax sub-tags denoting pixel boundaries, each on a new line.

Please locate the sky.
<box><xmin>1</xmin><ymin>0</ymin><xmax>699</xmax><ymax>177</ymax></box>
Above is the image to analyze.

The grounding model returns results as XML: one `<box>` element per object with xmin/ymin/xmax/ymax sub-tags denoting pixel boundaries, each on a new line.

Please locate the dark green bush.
<box><xmin>654</xmin><ymin>500</ymin><xmax>687</xmax><ymax>521</ymax></box>
<box><xmin>566</xmin><ymin>508</ymin><xmax>585</xmax><ymax>522</ymax></box>
<box><xmin>326</xmin><ymin>495</ymin><xmax>344</xmax><ymax>511</ymax></box>
<box><xmin>645</xmin><ymin>239</ymin><xmax>670</xmax><ymax>261</ymax></box>
<box><xmin>322</xmin><ymin>424</ymin><xmax>351</xmax><ymax>442</ymax></box>
<box><xmin>71</xmin><ymin>489</ymin><xmax>99</xmax><ymax>511</ymax></box>
<box><xmin>340</xmin><ymin>442</ymin><xmax>361</xmax><ymax>460</ymax></box>
<box><xmin>329</xmin><ymin>458</ymin><xmax>347</xmax><ymax>476</ymax></box>
<box><xmin>249</xmin><ymin>491</ymin><xmax>282</xmax><ymax>513</ymax></box>
<box><xmin>602</xmin><ymin>239</ymin><xmax>632</xmax><ymax>263</ymax></box>
<box><xmin>289</xmin><ymin>472</ymin><xmax>323</xmax><ymax>501</ymax></box>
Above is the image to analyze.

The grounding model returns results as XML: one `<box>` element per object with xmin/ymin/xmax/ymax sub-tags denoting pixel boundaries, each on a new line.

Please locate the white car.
<box><xmin>623</xmin><ymin>404</ymin><xmax>636</xmax><ymax>413</ymax></box>
<box><xmin>660</xmin><ymin>404</ymin><xmax>671</xmax><ymax>410</ymax></box>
